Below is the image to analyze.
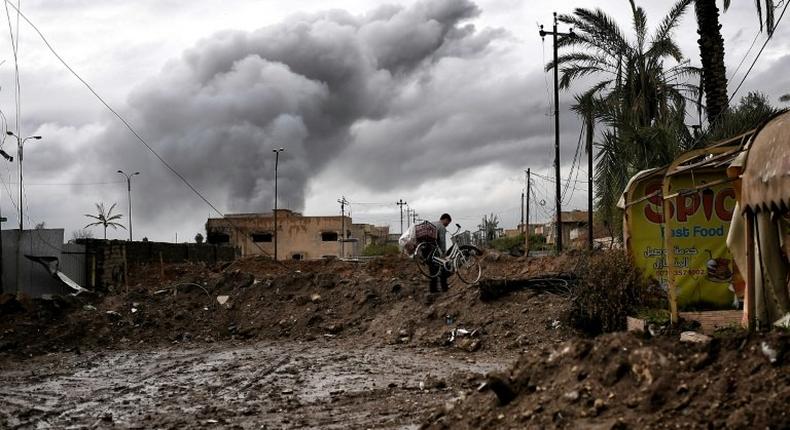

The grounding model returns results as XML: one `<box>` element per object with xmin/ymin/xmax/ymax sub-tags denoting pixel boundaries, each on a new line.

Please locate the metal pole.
<box><xmin>18</xmin><ymin>138</ymin><xmax>22</xmax><ymax>231</ymax></box>
<box><xmin>273</xmin><ymin>149</ymin><xmax>280</xmax><ymax>261</ymax></box>
<box><xmin>526</xmin><ymin>168</ymin><xmax>530</xmax><ymax>257</ymax></box>
<box><xmin>338</xmin><ymin>196</ymin><xmax>348</xmax><ymax>258</ymax></box>
<box><xmin>552</xmin><ymin>12</ymin><xmax>563</xmax><ymax>253</ymax></box>
<box><xmin>340</xmin><ymin>199</ymin><xmax>344</xmax><ymax>258</ymax></box>
<box><xmin>117</xmin><ymin>171</ymin><xmax>139</xmax><ymax>241</ymax></box>
<box><xmin>127</xmin><ymin>177</ymin><xmax>133</xmax><ymax>241</ymax></box>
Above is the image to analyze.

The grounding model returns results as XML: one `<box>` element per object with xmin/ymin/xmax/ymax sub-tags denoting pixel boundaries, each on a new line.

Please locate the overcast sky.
<box><xmin>0</xmin><ymin>0</ymin><xmax>788</xmax><ymax>242</ymax></box>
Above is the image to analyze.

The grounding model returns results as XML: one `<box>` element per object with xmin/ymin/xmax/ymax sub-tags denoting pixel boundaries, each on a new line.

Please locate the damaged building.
<box><xmin>205</xmin><ymin>209</ymin><xmax>389</xmax><ymax>260</ymax></box>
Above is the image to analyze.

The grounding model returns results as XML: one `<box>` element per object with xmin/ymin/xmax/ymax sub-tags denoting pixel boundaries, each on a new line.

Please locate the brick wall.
<box><xmin>79</xmin><ymin>239</ymin><xmax>237</xmax><ymax>292</ymax></box>
<box><xmin>678</xmin><ymin>310</ymin><xmax>743</xmax><ymax>333</ymax></box>
<box><xmin>627</xmin><ymin>311</ymin><xmax>743</xmax><ymax>334</ymax></box>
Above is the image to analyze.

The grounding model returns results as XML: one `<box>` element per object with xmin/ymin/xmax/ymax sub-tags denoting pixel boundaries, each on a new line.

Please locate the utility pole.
<box><xmin>272</xmin><ymin>148</ymin><xmax>285</xmax><ymax>261</ymax></box>
<box><xmin>406</xmin><ymin>206</ymin><xmax>411</xmax><ymax>228</ymax></box>
<box><xmin>586</xmin><ymin>114</ymin><xmax>594</xmax><ymax>251</ymax></box>
<box><xmin>540</xmin><ymin>13</ymin><xmax>573</xmax><ymax>254</ymax></box>
<box><xmin>520</xmin><ymin>191</ymin><xmax>525</xmax><ymax>230</ymax></box>
<box><xmin>117</xmin><ymin>170</ymin><xmax>140</xmax><ymax>241</ymax></box>
<box><xmin>338</xmin><ymin>196</ymin><xmax>348</xmax><ymax>258</ymax></box>
<box><xmin>412</xmin><ymin>211</ymin><xmax>418</xmax><ymax>225</ymax></box>
<box><xmin>525</xmin><ymin>168</ymin><xmax>531</xmax><ymax>258</ymax></box>
<box><xmin>396</xmin><ymin>199</ymin><xmax>407</xmax><ymax>234</ymax></box>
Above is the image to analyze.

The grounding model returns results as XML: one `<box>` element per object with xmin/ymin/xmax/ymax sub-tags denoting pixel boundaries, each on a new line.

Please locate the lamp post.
<box><xmin>6</xmin><ymin>131</ymin><xmax>41</xmax><ymax>231</ymax></box>
<box><xmin>0</xmin><ymin>146</ymin><xmax>12</xmax><ymax>293</ymax></box>
<box><xmin>272</xmin><ymin>148</ymin><xmax>285</xmax><ymax>261</ymax></box>
<box><xmin>117</xmin><ymin>170</ymin><xmax>140</xmax><ymax>241</ymax></box>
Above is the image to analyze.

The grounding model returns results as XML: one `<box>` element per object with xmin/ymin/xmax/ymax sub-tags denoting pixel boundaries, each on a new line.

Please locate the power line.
<box><xmin>5</xmin><ymin>181</ymin><xmax>126</xmax><ymax>186</ymax></box>
<box><xmin>728</xmin><ymin>0</ymin><xmax>790</xmax><ymax>103</ymax></box>
<box><xmin>1</xmin><ymin>2</ymin><xmax>292</xmax><ymax>264</ymax></box>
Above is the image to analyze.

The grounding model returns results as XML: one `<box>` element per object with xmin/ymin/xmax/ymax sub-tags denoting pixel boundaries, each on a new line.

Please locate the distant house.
<box><xmin>544</xmin><ymin>210</ymin><xmax>589</xmax><ymax>248</ymax></box>
<box><xmin>206</xmin><ymin>209</ymin><xmax>388</xmax><ymax>260</ymax></box>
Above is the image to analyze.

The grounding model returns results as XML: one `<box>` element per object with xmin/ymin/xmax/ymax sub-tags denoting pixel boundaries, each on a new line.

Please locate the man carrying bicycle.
<box><xmin>429</xmin><ymin>213</ymin><xmax>453</xmax><ymax>293</ymax></box>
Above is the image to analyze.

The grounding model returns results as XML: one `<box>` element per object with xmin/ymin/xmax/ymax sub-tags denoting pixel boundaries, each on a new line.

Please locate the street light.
<box><xmin>272</xmin><ymin>148</ymin><xmax>285</xmax><ymax>261</ymax></box>
<box><xmin>6</xmin><ymin>131</ymin><xmax>41</xmax><ymax>230</ymax></box>
<box><xmin>117</xmin><ymin>170</ymin><xmax>140</xmax><ymax>241</ymax></box>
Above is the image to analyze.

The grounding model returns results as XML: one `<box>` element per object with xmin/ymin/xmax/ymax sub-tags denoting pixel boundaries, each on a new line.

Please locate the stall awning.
<box><xmin>741</xmin><ymin>111</ymin><xmax>790</xmax><ymax>212</ymax></box>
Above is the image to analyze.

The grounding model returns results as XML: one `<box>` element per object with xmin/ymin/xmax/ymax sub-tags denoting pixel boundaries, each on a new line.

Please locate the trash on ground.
<box><xmin>679</xmin><ymin>331</ymin><xmax>711</xmax><ymax>344</ymax></box>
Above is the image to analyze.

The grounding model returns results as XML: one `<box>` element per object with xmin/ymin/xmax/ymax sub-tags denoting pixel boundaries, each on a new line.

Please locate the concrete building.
<box><xmin>544</xmin><ymin>210</ymin><xmax>589</xmax><ymax>248</ymax></box>
<box><xmin>205</xmin><ymin>210</ymin><xmax>389</xmax><ymax>260</ymax></box>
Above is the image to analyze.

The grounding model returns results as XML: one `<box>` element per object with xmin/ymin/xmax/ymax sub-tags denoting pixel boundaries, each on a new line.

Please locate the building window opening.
<box><xmin>207</xmin><ymin>232</ymin><xmax>230</xmax><ymax>244</ymax></box>
<box><xmin>321</xmin><ymin>232</ymin><xmax>338</xmax><ymax>242</ymax></box>
<box><xmin>251</xmin><ymin>233</ymin><xmax>273</xmax><ymax>243</ymax></box>
<box><xmin>292</xmin><ymin>253</ymin><xmax>304</xmax><ymax>261</ymax></box>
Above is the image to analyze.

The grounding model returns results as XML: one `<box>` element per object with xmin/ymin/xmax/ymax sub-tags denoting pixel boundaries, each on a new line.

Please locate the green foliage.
<box><xmin>701</xmin><ymin>92</ymin><xmax>782</xmax><ymax>144</ymax></box>
<box><xmin>490</xmin><ymin>234</ymin><xmax>524</xmax><ymax>253</ymax></box>
<box><xmin>478</xmin><ymin>213</ymin><xmax>499</xmax><ymax>242</ymax></box>
<box><xmin>362</xmin><ymin>243</ymin><xmax>400</xmax><ymax>256</ymax></box>
<box><xmin>550</xmin><ymin>0</ymin><xmax>698</xmax><ymax>238</ymax></box>
<box><xmin>528</xmin><ymin>234</ymin><xmax>551</xmax><ymax>251</ymax></box>
<box><xmin>565</xmin><ymin>251</ymin><xmax>665</xmax><ymax>335</ymax></box>
<box><xmin>195</xmin><ymin>233</ymin><xmax>205</xmax><ymax>244</ymax></box>
<box><xmin>490</xmin><ymin>234</ymin><xmax>551</xmax><ymax>253</ymax></box>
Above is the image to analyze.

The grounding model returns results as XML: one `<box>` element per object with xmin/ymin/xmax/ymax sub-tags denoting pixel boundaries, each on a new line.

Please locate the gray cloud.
<box><xmin>56</xmin><ymin>0</ymin><xmax>502</xmax><ymax>230</ymax></box>
<box><xmin>12</xmin><ymin>0</ymin><xmax>787</xmax><ymax>240</ymax></box>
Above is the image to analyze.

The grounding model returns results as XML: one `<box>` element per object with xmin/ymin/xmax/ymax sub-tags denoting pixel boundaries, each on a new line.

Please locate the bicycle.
<box><xmin>412</xmin><ymin>223</ymin><xmax>483</xmax><ymax>284</ymax></box>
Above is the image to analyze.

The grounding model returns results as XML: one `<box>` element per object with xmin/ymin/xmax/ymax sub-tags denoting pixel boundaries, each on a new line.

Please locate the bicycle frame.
<box><xmin>418</xmin><ymin>225</ymin><xmax>478</xmax><ymax>274</ymax></box>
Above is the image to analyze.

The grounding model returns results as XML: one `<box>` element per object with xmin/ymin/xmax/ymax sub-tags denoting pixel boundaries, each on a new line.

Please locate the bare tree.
<box><xmin>70</xmin><ymin>228</ymin><xmax>94</xmax><ymax>243</ymax></box>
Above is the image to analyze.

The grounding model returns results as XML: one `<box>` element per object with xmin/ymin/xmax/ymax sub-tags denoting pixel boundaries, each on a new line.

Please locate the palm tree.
<box><xmin>694</xmin><ymin>0</ymin><xmax>776</xmax><ymax>123</ymax></box>
<box><xmin>549</xmin><ymin>0</ymin><xmax>698</xmax><ymax>233</ymax></box>
<box><xmin>84</xmin><ymin>202</ymin><xmax>126</xmax><ymax>240</ymax></box>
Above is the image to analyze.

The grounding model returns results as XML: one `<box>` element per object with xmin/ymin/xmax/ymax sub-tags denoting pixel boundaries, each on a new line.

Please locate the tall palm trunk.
<box><xmin>694</xmin><ymin>0</ymin><xmax>729</xmax><ymax>123</ymax></box>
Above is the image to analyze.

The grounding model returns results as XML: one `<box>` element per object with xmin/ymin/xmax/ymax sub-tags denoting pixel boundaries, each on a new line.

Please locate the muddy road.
<box><xmin>0</xmin><ymin>339</ymin><xmax>509</xmax><ymax>429</ymax></box>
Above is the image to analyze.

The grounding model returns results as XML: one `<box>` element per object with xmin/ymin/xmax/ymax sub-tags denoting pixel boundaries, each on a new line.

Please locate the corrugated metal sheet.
<box><xmin>741</xmin><ymin>111</ymin><xmax>790</xmax><ymax>212</ymax></box>
<box><xmin>61</xmin><ymin>243</ymin><xmax>87</xmax><ymax>287</ymax></box>
<box><xmin>1</xmin><ymin>229</ymin><xmax>88</xmax><ymax>297</ymax></box>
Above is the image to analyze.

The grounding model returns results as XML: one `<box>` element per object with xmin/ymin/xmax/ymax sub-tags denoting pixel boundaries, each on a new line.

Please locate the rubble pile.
<box><xmin>0</xmin><ymin>254</ymin><xmax>574</xmax><ymax>356</ymax></box>
<box><xmin>425</xmin><ymin>331</ymin><xmax>790</xmax><ymax>429</ymax></box>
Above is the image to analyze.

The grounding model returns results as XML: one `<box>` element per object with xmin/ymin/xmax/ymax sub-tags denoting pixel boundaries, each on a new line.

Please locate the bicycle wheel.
<box><xmin>455</xmin><ymin>245</ymin><xmax>482</xmax><ymax>284</ymax></box>
<box><xmin>415</xmin><ymin>242</ymin><xmax>440</xmax><ymax>278</ymax></box>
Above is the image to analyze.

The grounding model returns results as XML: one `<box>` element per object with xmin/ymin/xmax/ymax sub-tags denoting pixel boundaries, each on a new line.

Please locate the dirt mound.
<box><xmin>424</xmin><ymin>331</ymin><xmax>790</xmax><ymax>429</ymax></box>
<box><xmin>0</xmin><ymin>254</ymin><xmax>576</xmax><ymax>357</ymax></box>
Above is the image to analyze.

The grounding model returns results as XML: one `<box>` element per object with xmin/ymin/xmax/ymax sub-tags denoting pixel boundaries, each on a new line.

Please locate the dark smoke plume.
<box><xmin>91</xmin><ymin>0</ymin><xmax>495</xmax><ymax>223</ymax></box>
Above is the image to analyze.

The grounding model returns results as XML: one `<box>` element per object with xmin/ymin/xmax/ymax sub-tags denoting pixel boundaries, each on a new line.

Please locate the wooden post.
<box><xmin>745</xmin><ymin>211</ymin><xmax>756</xmax><ymax>331</ymax></box>
<box><xmin>123</xmin><ymin>246</ymin><xmax>129</xmax><ymax>294</ymax></box>
<box><xmin>662</xmin><ymin>183</ymin><xmax>678</xmax><ymax>324</ymax></box>
<box><xmin>90</xmin><ymin>254</ymin><xmax>96</xmax><ymax>289</ymax></box>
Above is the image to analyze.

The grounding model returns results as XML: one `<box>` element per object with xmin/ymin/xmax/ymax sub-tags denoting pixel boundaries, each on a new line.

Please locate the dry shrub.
<box><xmin>566</xmin><ymin>250</ymin><xmax>663</xmax><ymax>335</ymax></box>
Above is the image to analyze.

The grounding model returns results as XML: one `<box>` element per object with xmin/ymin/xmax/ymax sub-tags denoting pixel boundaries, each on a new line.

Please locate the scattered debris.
<box><xmin>761</xmin><ymin>341</ymin><xmax>779</xmax><ymax>364</ymax></box>
<box><xmin>679</xmin><ymin>331</ymin><xmax>711</xmax><ymax>344</ymax></box>
<box><xmin>774</xmin><ymin>313</ymin><xmax>790</xmax><ymax>329</ymax></box>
